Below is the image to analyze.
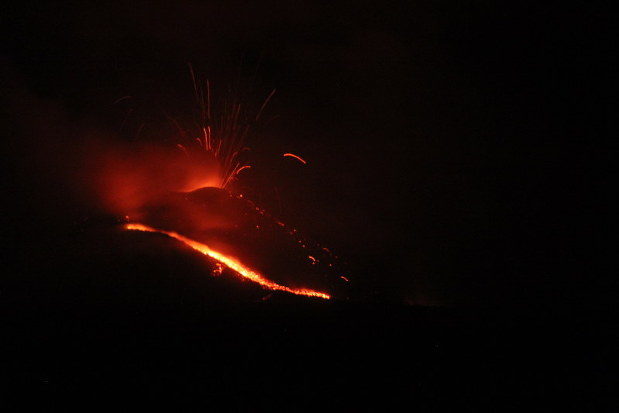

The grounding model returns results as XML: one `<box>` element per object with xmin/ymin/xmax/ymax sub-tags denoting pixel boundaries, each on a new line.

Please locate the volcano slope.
<box><xmin>0</xmin><ymin>194</ymin><xmax>611</xmax><ymax>410</ymax></box>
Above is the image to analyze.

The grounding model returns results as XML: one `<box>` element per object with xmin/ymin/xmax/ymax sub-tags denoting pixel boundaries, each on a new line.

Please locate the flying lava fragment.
<box><xmin>283</xmin><ymin>153</ymin><xmax>307</xmax><ymax>165</ymax></box>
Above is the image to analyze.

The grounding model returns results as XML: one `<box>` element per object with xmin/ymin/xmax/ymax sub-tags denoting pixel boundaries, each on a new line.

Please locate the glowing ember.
<box><xmin>213</xmin><ymin>262</ymin><xmax>223</xmax><ymax>276</ymax></box>
<box><xmin>125</xmin><ymin>223</ymin><xmax>331</xmax><ymax>299</ymax></box>
<box><xmin>283</xmin><ymin>153</ymin><xmax>307</xmax><ymax>165</ymax></box>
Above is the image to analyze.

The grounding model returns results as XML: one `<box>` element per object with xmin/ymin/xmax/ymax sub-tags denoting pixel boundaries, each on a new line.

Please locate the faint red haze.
<box><xmin>89</xmin><ymin>140</ymin><xmax>221</xmax><ymax>217</ymax></box>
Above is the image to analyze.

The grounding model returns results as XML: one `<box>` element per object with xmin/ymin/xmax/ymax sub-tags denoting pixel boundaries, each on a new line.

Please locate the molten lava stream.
<box><xmin>124</xmin><ymin>223</ymin><xmax>330</xmax><ymax>299</ymax></box>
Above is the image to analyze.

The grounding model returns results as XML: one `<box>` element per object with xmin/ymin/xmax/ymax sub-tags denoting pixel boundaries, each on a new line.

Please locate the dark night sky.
<box><xmin>1</xmin><ymin>1</ymin><xmax>614</xmax><ymax>307</ymax></box>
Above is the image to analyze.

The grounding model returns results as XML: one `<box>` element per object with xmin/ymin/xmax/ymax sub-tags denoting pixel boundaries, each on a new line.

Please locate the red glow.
<box><xmin>125</xmin><ymin>223</ymin><xmax>331</xmax><ymax>299</ymax></box>
<box><xmin>90</xmin><ymin>140</ymin><xmax>222</xmax><ymax>215</ymax></box>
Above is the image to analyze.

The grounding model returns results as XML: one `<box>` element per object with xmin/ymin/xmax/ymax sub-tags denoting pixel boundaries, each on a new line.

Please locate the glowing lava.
<box><xmin>125</xmin><ymin>223</ymin><xmax>330</xmax><ymax>299</ymax></box>
<box><xmin>283</xmin><ymin>153</ymin><xmax>307</xmax><ymax>164</ymax></box>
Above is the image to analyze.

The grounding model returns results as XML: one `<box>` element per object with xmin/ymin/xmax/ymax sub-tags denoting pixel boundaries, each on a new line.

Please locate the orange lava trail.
<box><xmin>125</xmin><ymin>223</ymin><xmax>330</xmax><ymax>299</ymax></box>
<box><xmin>235</xmin><ymin>165</ymin><xmax>252</xmax><ymax>175</ymax></box>
<box><xmin>283</xmin><ymin>153</ymin><xmax>307</xmax><ymax>164</ymax></box>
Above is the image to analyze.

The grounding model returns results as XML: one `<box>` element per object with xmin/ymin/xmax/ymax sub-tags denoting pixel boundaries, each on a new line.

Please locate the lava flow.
<box><xmin>125</xmin><ymin>223</ymin><xmax>331</xmax><ymax>299</ymax></box>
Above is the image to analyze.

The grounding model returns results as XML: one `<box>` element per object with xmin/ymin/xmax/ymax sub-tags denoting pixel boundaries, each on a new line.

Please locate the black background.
<box><xmin>1</xmin><ymin>1</ymin><xmax>615</xmax><ymax>409</ymax></box>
